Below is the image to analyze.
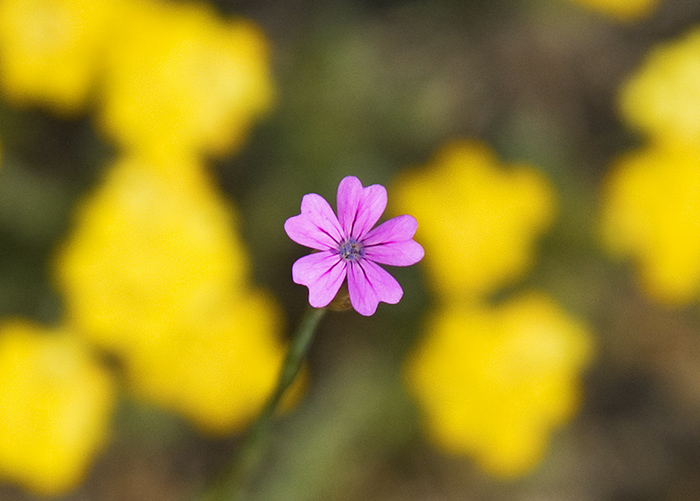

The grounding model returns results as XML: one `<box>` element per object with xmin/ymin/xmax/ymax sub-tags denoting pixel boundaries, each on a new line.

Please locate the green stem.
<box><xmin>200</xmin><ymin>306</ymin><xmax>326</xmax><ymax>501</ymax></box>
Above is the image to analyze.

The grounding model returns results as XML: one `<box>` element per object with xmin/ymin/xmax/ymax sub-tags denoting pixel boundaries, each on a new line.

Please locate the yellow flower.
<box><xmin>565</xmin><ymin>0</ymin><xmax>658</xmax><ymax>20</ymax></box>
<box><xmin>405</xmin><ymin>293</ymin><xmax>593</xmax><ymax>478</ymax></box>
<box><xmin>620</xmin><ymin>27</ymin><xmax>700</xmax><ymax>146</ymax></box>
<box><xmin>0</xmin><ymin>0</ymin><xmax>122</xmax><ymax>114</ymax></box>
<box><xmin>126</xmin><ymin>290</ymin><xmax>286</xmax><ymax>435</ymax></box>
<box><xmin>392</xmin><ymin>140</ymin><xmax>556</xmax><ymax>299</ymax></box>
<box><xmin>600</xmin><ymin>142</ymin><xmax>700</xmax><ymax>305</ymax></box>
<box><xmin>54</xmin><ymin>155</ymin><xmax>289</xmax><ymax>434</ymax></box>
<box><xmin>97</xmin><ymin>0</ymin><xmax>274</xmax><ymax>161</ymax></box>
<box><xmin>55</xmin><ymin>156</ymin><xmax>249</xmax><ymax>354</ymax></box>
<box><xmin>0</xmin><ymin>319</ymin><xmax>114</xmax><ymax>495</ymax></box>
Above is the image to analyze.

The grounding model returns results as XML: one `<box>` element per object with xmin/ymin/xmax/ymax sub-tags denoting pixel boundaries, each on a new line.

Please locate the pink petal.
<box><xmin>284</xmin><ymin>193</ymin><xmax>343</xmax><ymax>250</ymax></box>
<box><xmin>284</xmin><ymin>215</ymin><xmax>335</xmax><ymax>250</ymax></box>
<box><xmin>337</xmin><ymin>176</ymin><xmax>362</xmax><ymax>236</ymax></box>
<box><xmin>337</xmin><ymin>176</ymin><xmax>387</xmax><ymax>240</ymax></box>
<box><xmin>292</xmin><ymin>251</ymin><xmax>347</xmax><ymax>308</ymax></box>
<box><xmin>362</xmin><ymin>215</ymin><xmax>418</xmax><ymax>246</ymax></box>
<box><xmin>364</xmin><ymin>240</ymin><xmax>424</xmax><ymax>267</ymax></box>
<box><xmin>347</xmin><ymin>260</ymin><xmax>403</xmax><ymax>316</ymax></box>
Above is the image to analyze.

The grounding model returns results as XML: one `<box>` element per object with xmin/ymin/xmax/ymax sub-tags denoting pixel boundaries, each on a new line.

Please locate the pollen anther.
<box><xmin>339</xmin><ymin>238</ymin><xmax>365</xmax><ymax>262</ymax></box>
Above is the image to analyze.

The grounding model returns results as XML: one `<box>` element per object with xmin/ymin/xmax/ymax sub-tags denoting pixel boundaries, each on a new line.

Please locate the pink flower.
<box><xmin>285</xmin><ymin>176</ymin><xmax>424</xmax><ymax>316</ymax></box>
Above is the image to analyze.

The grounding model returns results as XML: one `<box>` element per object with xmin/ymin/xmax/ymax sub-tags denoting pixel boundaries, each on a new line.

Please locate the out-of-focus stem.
<box><xmin>200</xmin><ymin>306</ymin><xmax>326</xmax><ymax>501</ymax></box>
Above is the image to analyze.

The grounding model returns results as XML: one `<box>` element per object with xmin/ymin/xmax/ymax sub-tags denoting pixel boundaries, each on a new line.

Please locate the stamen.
<box><xmin>338</xmin><ymin>237</ymin><xmax>365</xmax><ymax>262</ymax></box>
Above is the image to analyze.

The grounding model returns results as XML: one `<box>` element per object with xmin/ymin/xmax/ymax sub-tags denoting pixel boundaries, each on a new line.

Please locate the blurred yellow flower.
<box><xmin>392</xmin><ymin>141</ymin><xmax>556</xmax><ymax>299</ymax></box>
<box><xmin>126</xmin><ymin>290</ymin><xmax>286</xmax><ymax>435</ymax></box>
<box><xmin>565</xmin><ymin>0</ymin><xmax>658</xmax><ymax>20</ymax></box>
<box><xmin>0</xmin><ymin>319</ymin><xmax>114</xmax><ymax>495</ymax></box>
<box><xmin>54</xmin><ymin>156</ymin><xmax>249</xmax><ymax>355</ymax></box>
<box><xmin>405</xmin><ymin>293</ymin><xmax>593</xmax><ymax>478</ymax></box>
<box><xmin>97</xmin><ymin>0</ymin><xmax>274</xmax><ymax>161</ymax></box>
<box><xmin>54</xmin><ymin>155</ymin><xmax>289</xmax><ymax>434</ymax></box>
<box><xmin>620</xmin><ymin>27</ymin><xmax>700</xmax><ymax>146</ymax></box>
<box><xmin>0</xmin><ymin>0</ymin><xmax>122</xmax><ymax>114</ymax></box>
<box><xmin>600</xmin><ymin>142</ymin><xmax>700</xmax><ymax>305</ymax></box>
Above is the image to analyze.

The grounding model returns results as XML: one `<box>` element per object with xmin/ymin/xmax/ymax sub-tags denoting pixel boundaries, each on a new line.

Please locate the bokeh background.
<box><xmin>2</xmin><ymin>0</ymin><xmax>700</xmax><ymax>499</ymax></box>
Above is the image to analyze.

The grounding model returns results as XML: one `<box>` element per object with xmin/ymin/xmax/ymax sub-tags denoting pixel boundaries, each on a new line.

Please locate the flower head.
<box><xmin>0</xmin><ymin>0</ymin><xmax>124</xmax><ymax>114</ymax></box>
<box><xmin>405</xmin><ymin>293</ymin><xmax>593</xmax><ymax>478</ymax></box>
<box><xmin>392</xmin><ymin>141</ymin><xmax>555</xmax><ymax>299</ymax></box>
<box><xmin>0</xmin><ymin>319</ymin><xmax>115</xmax><ymax>495</ymax></box>
<box><xmin>600</xmin><ymin>142</ymin><xmax>700</xmax><ymax>305</ymax></box>
<box><xmin>285</xmin><ymin>176</ymin><xmax>424</xmax><ymax>316</ymax></box>
<box><xmin>97</xmin><ymin>0</ymin><xmax>274</xmax><ymax>161</ymax></box>
<box><xmin>54</xmin><ymin>155</ymin><xmax>290</xmax><ymax>434</ymax></box>
<box><xmin>619</xmin><ymin>27</ymin><xmax>700</xmax><ymax>147</ymax></box>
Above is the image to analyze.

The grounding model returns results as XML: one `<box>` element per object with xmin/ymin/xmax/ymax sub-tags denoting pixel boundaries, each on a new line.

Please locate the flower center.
<box><xmin>338</xmin><ymin>238</ymin><xmax>365</xmax><ymax>262</ymax></box>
